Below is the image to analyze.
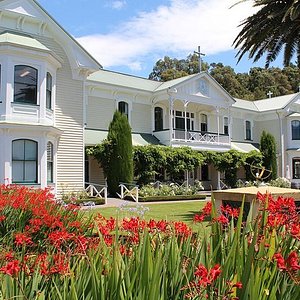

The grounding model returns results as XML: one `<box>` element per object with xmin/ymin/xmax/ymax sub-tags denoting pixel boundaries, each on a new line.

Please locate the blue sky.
<box><xmin>38</xmin><ymin>0</ymin><xmax>284</xmax><ymax>78</ymax></box>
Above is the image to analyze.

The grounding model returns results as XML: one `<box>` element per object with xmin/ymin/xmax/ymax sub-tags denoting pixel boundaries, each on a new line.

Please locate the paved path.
<box><xmin>82</xmin><ymin>191</ymin><xmax>211</xmax><ymax>209</ymax></box>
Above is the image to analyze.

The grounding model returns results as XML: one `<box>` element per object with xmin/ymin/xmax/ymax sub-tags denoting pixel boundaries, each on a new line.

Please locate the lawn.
<box><xmin>86</xmin><ymin>200</ymin><xmax>208</xmax><ymax>229</ymax></box>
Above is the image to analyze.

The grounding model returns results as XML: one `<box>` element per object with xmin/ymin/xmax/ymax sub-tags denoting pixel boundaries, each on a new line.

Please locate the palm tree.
<box><xmin>233</xmin><ymin>0</ymin><xmax>300</xmax><ymax>68</ymax></box>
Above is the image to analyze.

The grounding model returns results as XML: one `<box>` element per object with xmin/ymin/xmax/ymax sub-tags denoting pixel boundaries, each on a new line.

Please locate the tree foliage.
<box><xmin>148</xmin><ymin>54</ymin><xmax>209</xmax><ymax>81</ymax></box>
<box><xmin>133</xmin><ymin>145</ymin><xmax>204</xmax><ymax>185</ymax></box>
<box><xmin>233</xmin><ymin>0</ymin><xmax>300</xmax><ymax>68</ymax></box>
<box><xmin>260</xmin><ymin>131</ymin><xmax>277</xmax><ymax>180</ymax></box>
<box><xmin>149</xmin><ymin>54</ymin><xmax>300</xmax><ymax>100</ymax></box>
<box><xmin>87</xmin><ymin>111</ymin><xmax>133</xmax><ymax>195</ymax></box>
<box><xmin>203</xmin><ymin>150</ymin><xmax>263</xmax><ymax>187</ymax></box>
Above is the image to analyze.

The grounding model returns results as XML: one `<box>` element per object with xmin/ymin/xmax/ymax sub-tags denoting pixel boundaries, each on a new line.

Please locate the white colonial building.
<box><xmin>1</xmin><ymin>0</ymin><xmax>300</xmax><ymax>194</ymax></box>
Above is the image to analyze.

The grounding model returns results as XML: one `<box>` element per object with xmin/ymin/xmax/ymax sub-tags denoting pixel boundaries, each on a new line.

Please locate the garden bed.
<box><xmin>138</xmin><ymin>194</ymin><xmax>206</xmax><ymax>202</ymax></box>
<box><xmin>63</xmin><ymin>198</ymin><xmax>106</xmax><ymax>206</ymax></box>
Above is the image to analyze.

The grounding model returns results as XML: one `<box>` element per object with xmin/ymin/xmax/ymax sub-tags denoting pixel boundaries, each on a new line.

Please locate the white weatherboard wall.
<box><xmin>131</xmin><ymin>103</ymin><xmax>152</xmax><ymax>133</ymax></box>
<box><xmin>39</xmin><ymin>36</ymin><xmax>85</xmax><ymax>194</ymax></box>
<box><xmin>87</xmin><ymin>96</ymin><xmax>115</xmax><ymax>130</ymax></box>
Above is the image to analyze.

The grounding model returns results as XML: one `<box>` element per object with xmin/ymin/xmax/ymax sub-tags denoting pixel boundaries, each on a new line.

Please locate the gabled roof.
<box><xmin>153</xmin><ymin>74</ymin><xmax>198</xmax><ymax>92</ymax></box>
<box><xmin>87</xmin><ymin>70</ymin><xmax>201</xmax><ymax>93</ymax></box>
<box><xmin>233</xmin><ymin>93</ymin><xmax>300</xmax><ymax>112</ymax></box>
<box><xmin>87</xmin><ymin>69</ymin><xmax>162</xmax><ymax>92</ymax></box>
<box><xmin>0</xmin><ymin>0</ymin><xmax>101</xmax><ymax>71</ymax></box>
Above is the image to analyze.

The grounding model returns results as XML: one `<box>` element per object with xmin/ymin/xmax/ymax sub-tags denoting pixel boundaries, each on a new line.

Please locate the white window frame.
<box><xmin>245</xmin><ymin>120</ymin><xmax>252</xmax><ymax>141</ymax></box>
<box><xmin>116</xmin><ymin>100</ymin><xmax>132</xmax><ymax>124</ymax></box>
<box><xmin>223</xmin><ymin>116</ymin><xmax>229</xmax><ymax>135</ymax></box>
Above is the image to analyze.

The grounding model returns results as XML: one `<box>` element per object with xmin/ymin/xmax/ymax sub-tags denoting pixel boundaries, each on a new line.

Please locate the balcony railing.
<box><xmin>174</xmin><ymin>129</ymin><xmax>230</xmax><ymax>145</ymax></box>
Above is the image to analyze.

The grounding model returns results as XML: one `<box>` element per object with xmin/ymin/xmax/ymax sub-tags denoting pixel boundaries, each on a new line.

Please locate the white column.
<box><xmin>216</xmin><ymin>106</ymin><xmax>220</xmax><ymax>144</ymax></box>
<box><xmin>184</xmin><ymin>102</ymin><xmax>188</xmax><ymax>141</ymax></box>
<box><xmin>40</xmin><ymin>137</ymin><xmax>47</xmax><ymax>189</ymax></box>
<box><xmin>228</xmin><ymin>107</ymin><xmax>232</xmax><ymax>144</ymax></box>
<box><xmin>277</xmin><ymin>111</ymin><xmax>285</xmax><ymax>177</ymax></box>
<box><xmin>217</xmin><ymin>171</ymin><xmax>221</xmax><ymax>190</ymax></box>
<box><xmin>0</xmin><ymin>129</ymin><xmax>5</xmax><ymax>184</ymax></box>
<box><xmin>169</xmin><ymin>97</ymin><xmax>174</xmax><ymax>144</ymax></box>
<box><xmin>3</xmin><ymin>129</ymin><xmax>12</xmax><ymax>184</ymax></box>
<box><xmin>5</xmin><ymin>58</ymin><xmax>13</xmax><ymax>117</ymax></box>
<box><xmin>39</xmin><ymin>63</ymin><xmax>47</xmax><ymax>122</ymax></box>
<box><xmin>151</xmin><ymin>103</ymin><xmax>155</xmax><ymax>132</ymax></box>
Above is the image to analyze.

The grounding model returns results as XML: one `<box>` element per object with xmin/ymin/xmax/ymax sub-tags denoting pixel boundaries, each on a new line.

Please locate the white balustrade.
<box><xmin>85</xmin><ymin>182</ymin><xmax>108</xmax><ymax>204</ymax></box>
<box><xmin>117</xmin><ymin>183</ymin><xmax>139</xmax><ymax>202</ymax></box>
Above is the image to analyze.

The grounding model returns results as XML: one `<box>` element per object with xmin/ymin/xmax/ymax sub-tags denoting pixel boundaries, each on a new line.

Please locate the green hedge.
<box><xmin>138</xmin><ymin>194</ymin><xmax>206</xmax><ymax>202</ymax></box>
<box><xmin>63</xmin><ymin>198</ymin><xmax>105</xmax><ymax>206</ymax></box>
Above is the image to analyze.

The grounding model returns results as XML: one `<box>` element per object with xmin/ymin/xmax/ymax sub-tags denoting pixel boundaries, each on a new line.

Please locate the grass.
<box><xmin>86</xmin><ymin>200</ymin><xmax>208</xmax><ymax>230</ymax></box>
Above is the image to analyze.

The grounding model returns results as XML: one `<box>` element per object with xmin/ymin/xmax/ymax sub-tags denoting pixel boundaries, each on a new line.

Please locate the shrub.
<box><xmin>260</xmin><ymin>130</ymin><xmax>277</xmax><ymax>180</ymax></box>
<box><xmin>269</xmin><ymin>177</ymin><xmax>291</xmax><ymax>188</ymax></box>
<box><xmin>139</xmin><ymin>181</ymin><xmax>204</xmax><ymax>198</ymax></box>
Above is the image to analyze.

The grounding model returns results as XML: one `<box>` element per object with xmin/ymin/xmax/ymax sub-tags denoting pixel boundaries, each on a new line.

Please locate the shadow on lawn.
<box><xmin>177</xmin><ymin>211</ymin><xmax>212</xmax><ymax>223</ymax></box>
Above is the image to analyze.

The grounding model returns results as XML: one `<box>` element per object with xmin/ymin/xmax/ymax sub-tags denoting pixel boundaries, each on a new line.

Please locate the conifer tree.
<box><xmin>260</xmin><ymin>131</ymin><xmax>277</xmax><ymax>180</ymax></box>
<box><xmin>106</xmin><ymin>111</ymin><xmax>133</xmax><ymax>195</ymax></box>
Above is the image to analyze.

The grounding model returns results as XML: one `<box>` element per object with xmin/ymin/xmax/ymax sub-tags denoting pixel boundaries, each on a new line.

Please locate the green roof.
<box><xmin>233</xmin><ymin>93</ymin><xmax>300</xmax><ymax>112</ymax></box>
<box><xmin>231</xmin><ymin>142</ymin><xmax>259</xmax><ymax>153</ymax></box>
<box><xmin>87</xmin><ymin>70</ymin><xmax>162</xmax><ymax>92</ymax></box>
<box><xmin>85</xmin><ymin>129</ymin><xmax>160</xmax><ymax>146</ymax></box>
<box><xmin>0</xmin><ymin>31</ymin><xmax>50</xmax><ymax>51</ymax></box>
<box><xmin>87</xmin><ymin>70</ymin><xmax>201</xmax><ymax>93</ymax></box>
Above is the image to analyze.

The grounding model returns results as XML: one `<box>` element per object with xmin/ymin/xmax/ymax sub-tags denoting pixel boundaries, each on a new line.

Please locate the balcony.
<box><xmin>174</xmin><ymin>130</ymin><xmax>230</xmax><ymax>145</ymax></box>
<box><xmin>153</xmin><ymin>129</ymin><xmax>231</xmax><ymax>151</ymax></box>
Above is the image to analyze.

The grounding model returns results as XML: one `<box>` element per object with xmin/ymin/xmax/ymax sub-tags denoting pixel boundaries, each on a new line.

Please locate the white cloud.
<box><xmin>77</xmin><ymin>0</ymin><xmax>257</xmax><ymax>72</ymax></box>
<box><xmin>111</xmin><ymin>1</ymin><xmax>126</xmax><ymax>10</ymax></box>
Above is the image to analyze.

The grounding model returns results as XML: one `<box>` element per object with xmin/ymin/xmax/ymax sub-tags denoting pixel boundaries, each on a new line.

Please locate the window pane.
<box><xmin>292</xmin><ymin>120</ymin><xmax>300</xmax><ymax>139</ymax></box>
<box><xmin>175</xmin><ymin>117</ymin><xmax>185</xmax><ymax>130</ymax></box>
<box><xmin>154</xmin><ymin>107</ymin><xmax>163</xmax><ymax>131</ymax></box>
<box><xmin>200</xmin><ymin>114</ymin><xmax>207</xmax><ymax>123</ymax></box>
<box><xmin>224</xmin><ymin>117</ymin><xmax>228</xmax><ymax>126</ymax></box>
<box><xmin>47</xmin><ymin>162</ymin><xmax>53</xmax><ymax>183</ymax></box>
<box><xmin>293</xmin><ymin>159</ymin><xmax>300</xmax><ymax>179</ymax></box>
<box><xmin>12</xmin><ymin>161</ymin><xmax>23</xmax><ymax>182</ymax></box>
<box><xmin>25</xmin><ymin>161</ymin><xmax>37</xmax><ymax>182</ymax></box>
<box><xmin>246</xmin><ymin>121</ymin><xmax>251</xmax><ymax>140</ymax></box>
<box><xmin>25</xmin><ymin>141</ymin><xmax>37</xmax><ymax>160</ymax></box>
<box><xmin>47</xmin><ymin>142</ymin><xmax>53</xmax><ymax>183</ymax></box>
<box><xmin>14</xmin><ymin>65</ymin><xmax>37</xmax><ymax>104</ymax></box>
<box><xmin>12</xmin><ymin>139</ymin><xmax>38</xmax><ymax>183</ymax></box>
<box><xmin>46</xmin><ymin>73</ymin><xmax>52</xmax><ymax>109</ymax></box>
<box><xmin>201</xmin><ymin>123</ymin><xmax>207</xmax><ymax>132</ymax></box>
<box><xmin>12</xmin><ymin>140</ymin><xmax>25</xmax><ymax>160</ymax></box>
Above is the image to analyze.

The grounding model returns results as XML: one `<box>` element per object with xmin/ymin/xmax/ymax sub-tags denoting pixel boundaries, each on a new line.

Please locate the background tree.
<box><xmin>148</xmin><ymin>54</ymin><xmax>300</xmax><ymax>99</ymax></box>
<box><xmin>149</xmin><ymin>54</ymin><xmax>209</xmax><ymax>81</ymax></box>
<box><xmin>233</xmin><ymin>0</ymin><xmax>300</xmax><ymax>68</ymax></box>
<box><xmin>260</xmin><ymin>131</ymin><xmax>277</xmax><ymax>180</ymax></box>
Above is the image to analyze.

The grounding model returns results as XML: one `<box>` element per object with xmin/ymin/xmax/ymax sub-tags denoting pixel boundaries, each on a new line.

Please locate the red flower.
<box><xmin>233</xmin><ymin>282</ymin><xmax>243</xmax><ymax>289</ymax></box>
<box><xmin>209</xmin><ymin>264</ymin><xmax>221</xmax><ymax>281</ymax></box>
<box><xmin>0</xmin><ymin>260</ymin><xmax>20</xmax><ymax>276</ymax></box>
<box><xmin>202</xmin><ymin>202</ymin><xmax>212</xmax><ymax>216</ymax></box>
<box><xmin>15</xmin><ymin>233</ymin><xmax>33</xmax><ymax>246</ymax></box>
<box><xmin>214</xmin><ymin>214</ymin><xmax>229</xmax><ymax>225</ymax></box>
<box><xmin>273</xmin><ymin>253</ymin><xmax>287</xmax><ymax>270</ymax></box>
<box><xmin>194</xmin><ymin>264</ymin><xmax>222</xmax><ymax>287</ymax></box>
<box><xmin>286</xmin><ymin>251</ymin><xmax>300</xmax><ymax>271</ymax></box>
<box><xmin>194</xmin><ymin>214</ymin><xmax>205</xmax><ymax>223</ymax></box>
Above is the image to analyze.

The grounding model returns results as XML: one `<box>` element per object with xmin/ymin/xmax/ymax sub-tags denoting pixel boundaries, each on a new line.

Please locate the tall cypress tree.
<box><xmin>107</xmin><ymin>111</ymin><xmax>133</xmax><ymax>195</ymax></box>
<box><xmin>260</xmin><ymin>131</ymin><xmax>277</xmax><ymax>180</ymax></box>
